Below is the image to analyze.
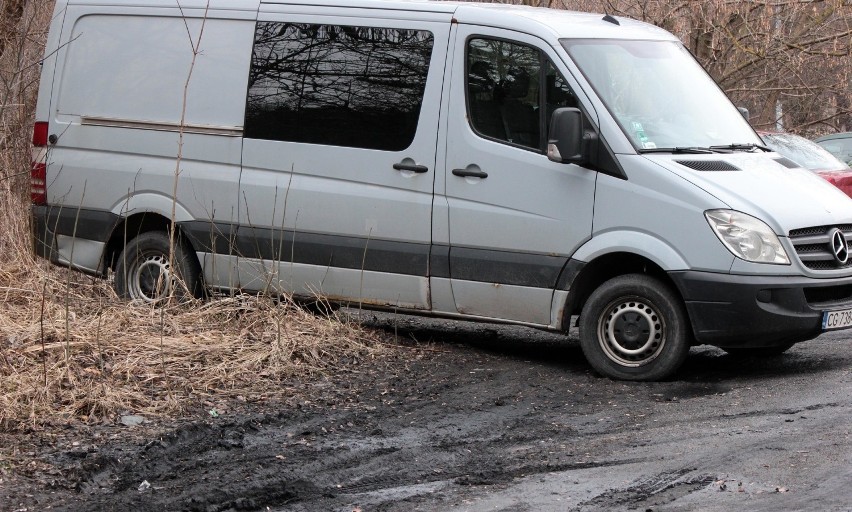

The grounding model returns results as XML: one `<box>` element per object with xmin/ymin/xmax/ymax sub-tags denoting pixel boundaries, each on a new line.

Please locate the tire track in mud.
<box><xmin>48</xmin><ymin>359</ymin><xmax>638</xmax><ymax>511</ymax></box>
<box><xmin>10</xmin><ymin>322</ymin><xmax>852</xmax><ymax>512</ymax></box>
<box><xmin>571</xmin><ymin>469</ymin><xmax>718</xmax><ymax>511</ymax></box>
<box><xmin>59</xmin><ymin>388</ymin><xmax>668</xmax><ymax>512</ymax></box>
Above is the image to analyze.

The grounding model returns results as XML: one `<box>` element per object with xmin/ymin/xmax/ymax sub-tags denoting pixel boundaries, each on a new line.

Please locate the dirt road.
<box><xmin>3</xmin><ymin>314</ymin><xmax>851</xmax><ymax>511</ymax></box>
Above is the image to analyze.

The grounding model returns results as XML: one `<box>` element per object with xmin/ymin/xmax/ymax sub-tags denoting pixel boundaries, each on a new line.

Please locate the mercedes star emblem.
<box><xmin>829</xmin><ymin>228</ymin><xmax>849</xmax><ymax>265</ymax></box>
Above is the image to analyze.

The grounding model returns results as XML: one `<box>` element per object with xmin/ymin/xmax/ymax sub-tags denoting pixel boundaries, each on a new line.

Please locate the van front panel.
<box><xmin>441</xmin><ymin>24</ymin><xmax>597</xmax><ymax>325</ymax></box>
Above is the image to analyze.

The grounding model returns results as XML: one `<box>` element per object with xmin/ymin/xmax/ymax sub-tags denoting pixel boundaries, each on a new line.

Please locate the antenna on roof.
<box><xmin>602</xmin><ymin>14</ymin><xmax>620</xmax><ymax>26</ymax></box>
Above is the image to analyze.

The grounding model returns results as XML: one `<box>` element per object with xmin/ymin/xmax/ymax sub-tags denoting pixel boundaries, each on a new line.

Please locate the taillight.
<box><xmin>33</xmin><ymin>121</ymin><xmax>48</xmax><ymax>147</ymax></box>
<box><xmin>31</xmin><ymin>121</ymin><xmax>48</xmax><ymax>205</ymax></box>
<box><xmin>31</xmin><ymin>163</ymin><xmax>46</xmax><ymax>205</ymax></box>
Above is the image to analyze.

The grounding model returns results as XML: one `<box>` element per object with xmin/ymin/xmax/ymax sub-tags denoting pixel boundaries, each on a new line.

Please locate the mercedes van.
<box><xmin>32</xmin><ymin>0</ymin><xmax>852</xmax><ymax>380</ymax></box>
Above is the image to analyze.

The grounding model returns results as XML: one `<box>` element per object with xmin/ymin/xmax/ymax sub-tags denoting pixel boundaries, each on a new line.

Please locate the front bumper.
<box><xmin>670</xmin><ymin>270</ymin><xmax>852</xmax><ymax>348</ymax></box>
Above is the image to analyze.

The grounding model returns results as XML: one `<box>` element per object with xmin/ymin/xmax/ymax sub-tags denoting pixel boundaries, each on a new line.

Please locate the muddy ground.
<box><xmin>2</xmin><ymin>312</ymin><xmax>851</xmax><ymax>512</ymax></box>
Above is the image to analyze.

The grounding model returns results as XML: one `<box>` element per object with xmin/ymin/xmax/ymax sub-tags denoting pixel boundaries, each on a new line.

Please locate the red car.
<box><xmin>760</xmin><ymin>132</ymin><xmax>852</xmax><ymax>198</ymax></box>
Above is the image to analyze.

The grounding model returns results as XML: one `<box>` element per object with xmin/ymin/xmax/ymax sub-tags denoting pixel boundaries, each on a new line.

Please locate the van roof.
<box><xmin>261</xmin><ymin>0</ymin><xmax>676</xmax><ymax>41</ymax></box>
<box><xmin>454</xmin><ymin>2</ymin><xmax>675</xmax><ymax>41</ymax></box>
<box><xmin>66</xmin><ymin>0</ymin><xmax>677</xmax><ymax>41</ymax></box>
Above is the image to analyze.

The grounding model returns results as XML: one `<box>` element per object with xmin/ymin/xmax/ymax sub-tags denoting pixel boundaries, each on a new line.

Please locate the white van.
<box><xmin>32</xmin><ymin>0</ymin><xmax>852</xmax><ymax>380</ymax></box>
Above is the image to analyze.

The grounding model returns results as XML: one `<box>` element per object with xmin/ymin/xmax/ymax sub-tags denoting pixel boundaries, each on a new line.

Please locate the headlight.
<box><xmin>705</xmin><ymin>210</ymin><xmax>790</xmax><ymax>265</ymax></box>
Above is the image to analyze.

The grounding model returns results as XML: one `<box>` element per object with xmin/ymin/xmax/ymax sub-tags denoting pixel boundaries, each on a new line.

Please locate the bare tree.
<box><xmin>0</xmin><ymin>0</ymin><xmax>53</xmax><ymax>256</ymax></box>
<box><xmin>0</xmin><ymin>0</ymin><xmax>26</xmax><ymax>59</ymax></box>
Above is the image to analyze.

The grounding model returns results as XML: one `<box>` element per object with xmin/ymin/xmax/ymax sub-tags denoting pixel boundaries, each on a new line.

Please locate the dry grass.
<box><xmin>0</xmin><ymin>241</ymin><xmax>384</xmax><ymax>431</ymax></box>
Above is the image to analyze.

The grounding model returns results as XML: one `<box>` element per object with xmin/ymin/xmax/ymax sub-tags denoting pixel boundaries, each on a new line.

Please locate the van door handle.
<box><xmin>393</xmin><ymin>163</ymin><xmax>429</xmax><ymax>173</ymax></box>
<box><xmin>452</xmin><ymin>168</ymin><xmax>488</xmax><ymax>179</ymax></box>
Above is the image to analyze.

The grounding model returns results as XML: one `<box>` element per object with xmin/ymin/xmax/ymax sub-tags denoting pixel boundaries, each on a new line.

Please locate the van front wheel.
<box><xmin>579</xmin><ymin>274</ymin><xmax>689</xmax><ymax>381</ymax></box>
<box><xmin>114</xmin><ymin>231</ymin><xmax>203</xmax><ymax>302</ymax></box>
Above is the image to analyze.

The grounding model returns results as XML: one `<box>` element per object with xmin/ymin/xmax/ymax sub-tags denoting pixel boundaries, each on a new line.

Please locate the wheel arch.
<box><xmin>102</xmin><ymin>211</ymin><xmax>198</xmax><ymax>273</ymax></box>
<box><xmin>562</xmin><ymin>251</ymin><xmax>690</xmax><ymax>335</ymax></box>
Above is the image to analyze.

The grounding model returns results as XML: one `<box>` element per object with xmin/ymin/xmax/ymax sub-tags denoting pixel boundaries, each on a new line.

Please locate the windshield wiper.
<box><xmin>709</xmin><ymin>143</ymin><xmax>772</xmax><ymax>152</ymax></box>
<box><xmin>638</xmin><ymin>147</ymin><xmax>716</xmax><ymax>154</ymax></box>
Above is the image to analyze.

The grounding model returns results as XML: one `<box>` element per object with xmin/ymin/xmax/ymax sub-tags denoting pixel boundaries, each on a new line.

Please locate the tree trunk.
<box><xmin>0</xmin><ymin>0</ymin><xmax>26</xmax><ymax>59</ymax></box>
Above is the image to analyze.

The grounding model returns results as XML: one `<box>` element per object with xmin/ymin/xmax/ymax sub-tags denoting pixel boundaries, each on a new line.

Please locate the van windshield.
<box><xmin>561</xmin><ymin>39</ymin><xmax>761</xmax><ymax>152</ymax></box>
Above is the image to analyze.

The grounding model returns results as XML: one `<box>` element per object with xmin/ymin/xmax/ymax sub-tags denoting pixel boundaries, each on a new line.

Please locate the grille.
<box><xmin>789</xmin><ymin>225</ymin><xmax>852</xmax><ymax>270</ymax></box>
<box><xmin>789</xmin><ymin>225</ymin><xmax>852</xmax><ymax>237</ymax></box>
<box><xmin>674</xmin><ymin>160</ymin><xmax>740</xmax><ymax>172</ymax></box>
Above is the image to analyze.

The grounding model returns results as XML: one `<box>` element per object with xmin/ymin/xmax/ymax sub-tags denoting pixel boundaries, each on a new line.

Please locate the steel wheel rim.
<box><xmin>598</xmin><ymin>297</ymin><xmax>666</xmax><ymax>367</ymax></box>
<box><xmin>129</xmin><ymin>253</ymin><xmax>172</xmax><ymax>302</ymax></box>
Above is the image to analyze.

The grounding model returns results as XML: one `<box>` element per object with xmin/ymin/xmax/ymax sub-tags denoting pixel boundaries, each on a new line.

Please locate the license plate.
<box><xmin>822</xmin><ymin>309</ymin><xmax>852</xmax><ymax>330</ymax></box>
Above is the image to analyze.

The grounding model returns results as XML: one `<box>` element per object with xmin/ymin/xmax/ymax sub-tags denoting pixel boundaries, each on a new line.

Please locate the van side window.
<box><xmin>245</xmin><ymin>23</ymin><xmax>434</xmax><ymax>151</ymax></box>
<box><xmin>467</xmin><ymin>38</ymin><xmax>579</xmax><ymax>152</ymax></box>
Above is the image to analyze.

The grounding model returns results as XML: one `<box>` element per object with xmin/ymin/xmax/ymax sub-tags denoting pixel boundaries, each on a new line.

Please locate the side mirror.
<box><xmin>548</xmin><ymin>107</ymin><xmax>596</xmax><ymax>165</ymax></box>
<box><xmin>737</xmin><ymin>106</ymin><xmax>750</xmax><ymax>121</ymax></box>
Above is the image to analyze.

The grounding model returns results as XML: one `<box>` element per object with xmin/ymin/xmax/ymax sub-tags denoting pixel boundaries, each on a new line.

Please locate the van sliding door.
<box><xmin>238</xmin><ymin>8</ymin><xmax>452</xmax><ymax>308</ymax></box>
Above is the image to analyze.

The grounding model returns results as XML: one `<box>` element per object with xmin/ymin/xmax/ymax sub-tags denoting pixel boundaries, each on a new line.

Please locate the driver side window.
<box><xmin>467</xmin><ymin>37</ymin><xmax>578</xmax><ymax>152</ymax></box>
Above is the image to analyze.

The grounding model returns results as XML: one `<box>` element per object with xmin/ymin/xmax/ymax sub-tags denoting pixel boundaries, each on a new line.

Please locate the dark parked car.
<box><xmin>816</xmin><ymin>132</ymin><xmax>852</xmax><ymax>166</ymax></box>
<box><xmin>760</xmin><ymin>131</ymin><xmax>852</xmax><ymax>198</ymax></box>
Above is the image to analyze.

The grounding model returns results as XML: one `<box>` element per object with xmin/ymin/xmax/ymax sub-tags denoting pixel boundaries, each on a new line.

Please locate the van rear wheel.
<box><xmin>579</xmin><ymin>274</ymin><xmax>690</xmax><ymax>381</ymax></box>
<box><xmin>114</xmin><ymin>231</ymin><xmax>203</xmax><ymax>302</ymax></box>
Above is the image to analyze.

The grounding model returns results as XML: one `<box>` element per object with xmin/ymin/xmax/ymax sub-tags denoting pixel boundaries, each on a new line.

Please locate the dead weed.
<box><xmin>0</xmin><ymin>225</ymin><xmax>383</xmax><ymax>431</ymax></box>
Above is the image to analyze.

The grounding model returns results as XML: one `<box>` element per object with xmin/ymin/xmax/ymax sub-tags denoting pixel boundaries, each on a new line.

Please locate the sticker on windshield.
<box><xmin>631</xmin><ymin>121</ymin><xmax>654</xmax><ymax>149</ymax></box>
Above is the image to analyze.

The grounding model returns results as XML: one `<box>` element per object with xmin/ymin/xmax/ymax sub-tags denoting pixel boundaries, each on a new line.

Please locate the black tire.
<box><xmin>579</xmin><ymin>274</ymin><xmax>690</xmax><ymax>381</ymax></box>
<box><xmin>721</xmin><ymin>342</ymin><xmax>796</xmax><ymax>358</ymax></box>
<box><xmin>114</xmin><ymin>231</ymin><xmax>203</xmax><ymax>302</ymax></box>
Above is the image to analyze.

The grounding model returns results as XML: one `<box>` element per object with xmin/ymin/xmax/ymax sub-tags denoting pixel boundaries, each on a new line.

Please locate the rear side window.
<box><xmin>245</xmin><ymin>23</ymin><xmax>434</xmax><ymax>151</ymax></box>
